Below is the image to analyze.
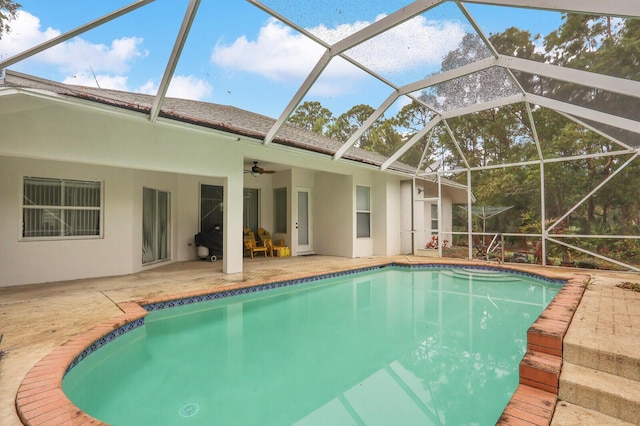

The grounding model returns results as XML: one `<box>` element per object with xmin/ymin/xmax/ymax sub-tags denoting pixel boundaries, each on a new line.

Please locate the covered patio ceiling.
<box><xmin>1</xmin><ymin>0</ymin><xmax>638</xmax><ymax>177</ymax></box>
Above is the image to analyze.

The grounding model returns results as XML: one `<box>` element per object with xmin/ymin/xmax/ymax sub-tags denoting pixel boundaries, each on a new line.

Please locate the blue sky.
<box><xmin>0</xmin><ymin>1</ymin><xmax>563</xmax><ymax>119</ymax></box>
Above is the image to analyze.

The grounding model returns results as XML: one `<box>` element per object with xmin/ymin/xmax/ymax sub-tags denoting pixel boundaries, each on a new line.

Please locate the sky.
<box><xmin>0</xmin><ymin>1</ymin><xmax>564</xmax><ymax>119</ymax></box>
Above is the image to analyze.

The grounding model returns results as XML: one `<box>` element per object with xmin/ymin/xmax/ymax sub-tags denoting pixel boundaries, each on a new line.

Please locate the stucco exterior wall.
<box><xmin>0</xmin><ymin>157</ymin><xmax>134</xmax><ymax>286</ymax></box>
<box><xmin>0</xmin><ymin>93</ymin><xmax>415</xmax><ymax>286</ymax></box>
<box><xmin>382</xmin><ymin>175</ymin><xmax>403</xmax><ymax>256</ymax></box>
<box><xmin>314</xmin><ymin>172</ymin><xmax>353</xmax><ymax>257</ymax></box>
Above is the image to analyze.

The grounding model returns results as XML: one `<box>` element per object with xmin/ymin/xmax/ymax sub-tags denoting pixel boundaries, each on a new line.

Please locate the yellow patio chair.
<box><xmin>243</xmin><ymin>231</ymin><xmax>269</xmax><ymax>258</ymax></box>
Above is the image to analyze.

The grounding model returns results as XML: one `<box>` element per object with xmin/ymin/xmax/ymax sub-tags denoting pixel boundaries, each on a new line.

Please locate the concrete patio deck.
<box><xmin>1</xmin><ymin>255</ymin><xmax>638</xmax><ymax>425</ymax></box>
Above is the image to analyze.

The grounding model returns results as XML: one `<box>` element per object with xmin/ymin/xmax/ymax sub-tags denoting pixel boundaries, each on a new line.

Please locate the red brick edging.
<box><xmin>14</xmin><ymin>264</ymin><xmax>588</xmax><ymax>426</ymax></box>
<box><xmin>498</xmin><ymin>274</ymin><xmax>589</xmax><ymax>425</ymax></box>
<box><xmin>15</xmin><ymin>302</ymin><xmax>147</xmax><ymax>426</ymax></box>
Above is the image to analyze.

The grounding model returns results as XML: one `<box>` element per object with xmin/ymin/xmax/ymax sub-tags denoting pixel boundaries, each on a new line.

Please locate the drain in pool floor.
<box><xmin>179</xmin><ymin>403</ymin><xmax>200</xmax><ymax>417</ymax></box>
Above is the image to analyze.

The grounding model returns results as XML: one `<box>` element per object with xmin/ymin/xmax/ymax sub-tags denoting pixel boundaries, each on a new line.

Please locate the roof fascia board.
<box><xmin>461</xmin><ymin>0</ymin><xmax>640</xmax><ymax>18</ymax></box>
<box><xmin>3</xmin><ymin>87</ymin><xmax>149</xmax><ymax>119</ymax></box>
<box><xmin>0</xmin><ymin>0</ymin><xmax>155</xmax><ymax>70</ymax></box>
<box><xmin>526</xmin><ymin>93</ymin><xmax>640</xmax><ymax>135</ymax></box>
<box><xmin>153</xmin><ymin>116</ymin><xmax>413</xmax><ymax>181</ymax></box>
<box><xmin>149</xmin><ymin>0</ymin><xmax>201</xmax><ymax>123</ymax></box>
<box><xmin>497</xmin><ymin>55</ymin><xmax>640</xmax><ymax>98</ymax></box>
<box><xmin>7</xmin><ymin>86</ymin><xmax>415</xmax><ymax>177</ymax></box>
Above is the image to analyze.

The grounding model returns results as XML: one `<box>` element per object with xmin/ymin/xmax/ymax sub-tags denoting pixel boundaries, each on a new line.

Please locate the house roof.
<box><xmin>0</xmin><ymin>70</ymin><xmax>418</xmax><ymax>175</ymax></box>
<box><xmin>2</xmin><ymin>2</ymin><xmax>636</xmax><ymax>180</ymax></box>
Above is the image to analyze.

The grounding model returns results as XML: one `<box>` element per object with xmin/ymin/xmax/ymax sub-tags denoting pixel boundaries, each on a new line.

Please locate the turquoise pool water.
<box><xmin>63</xmin><ymin>267</ymin><xmax>561</xmax><ymax>425</ymax></box>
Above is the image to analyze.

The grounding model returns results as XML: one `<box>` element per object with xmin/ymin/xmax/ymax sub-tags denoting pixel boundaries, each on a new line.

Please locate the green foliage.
<box><xmin>288</xmin><ymin>17</ymin><xmax>640</xmax><ymax>268</ymax></box>
<box><xmin>326</xmin><ymin>104</ymin><xmax>377</xmax><ymax>147</ymax></box>
<box><xmin>0</xmin><ymin>0</ymin><xmax>21</xmax><ymax>39</ymax></box>
<box><xmin>287</xmin><ymin>101</ymin><xmax>334</xmax><ymax>134</ymax></box>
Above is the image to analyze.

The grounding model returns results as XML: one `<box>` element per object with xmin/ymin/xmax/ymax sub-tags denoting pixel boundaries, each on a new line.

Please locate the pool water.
<box><xmin>63</xmin><ymin>267</ymin><xmax>561</xmax><ymax>425</ymax></box>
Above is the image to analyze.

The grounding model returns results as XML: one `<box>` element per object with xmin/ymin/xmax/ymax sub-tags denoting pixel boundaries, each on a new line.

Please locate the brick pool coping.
<box><xmin>14</xmin><ymin>261</ymin><xmax>588</xmax><ymax>426</ymax></box>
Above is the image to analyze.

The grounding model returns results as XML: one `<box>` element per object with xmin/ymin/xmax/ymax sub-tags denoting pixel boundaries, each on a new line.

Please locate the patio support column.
<box><xmin>540</xmin><ymin>161</ymin><xmax>547</xmax><ymax>266</ymax></box>
<box><xmin>223</xmin><ymin>172</ymin><xmax>244</xmax><ymax>274</ymax></box>
<box><xmin>411</xmin><ymin>177</ymin><xmax>416</xmax><ymax>255</ymax></box>
<box><xmin>437</xmin><ymin>174</ymin><xmax>443</xmax><ymax>257</ymax></box>
<box><xmin>467</xmin><ymin>169</ymin><xmax>473</xmax><ymax>260</ymax></box>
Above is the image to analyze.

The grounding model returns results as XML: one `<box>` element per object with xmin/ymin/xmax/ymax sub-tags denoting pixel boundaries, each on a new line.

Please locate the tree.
<box><xmin>326</xmin><ymin>104</ymin><xmax>378</xmax><ymax>148</ymax></box>
<box><xmin>288</xmin><ymin>101</ymin><xmax>334</xmax><ymax>135</ymax></box>
<box><xmin>542</xmin><ymin>14</ymin><xmax>640</xmax><ymax>139</ymax></box>
<box><xmin>0</xmin><ymin>0</ymin><xmax>21</xmax><ymax>39</ymax></box>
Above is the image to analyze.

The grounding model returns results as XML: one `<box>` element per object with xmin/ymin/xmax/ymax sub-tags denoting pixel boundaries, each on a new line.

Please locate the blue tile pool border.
<box><xmin>64</xmin><ymin>263</ymin><xmax>566</xmax><ymax>375</ymax></box>
<box><xmin>143</xmin><ymin>263</ymin><xmax>564</xmax><ymax>312</ymax></box>
<box><xmin>64</xmin><ymin>318</ymin><xmax>145</xmax><ymax>374</ymax></box>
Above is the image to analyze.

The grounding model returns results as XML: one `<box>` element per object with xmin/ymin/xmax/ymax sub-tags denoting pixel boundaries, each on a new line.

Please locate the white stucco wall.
<box><xmin>382</xmin><ymin>175</ymin><xmax>403</xmax><ymax>256</ymax></box>
<box><xmin>0</xmin><ymin>157</ymin><xmax>134</xmax><ymax>286</ymax></box>
<box><xmin>400</xmin><ymin>180</ymin><xmax>414</xmax><ymax>254</ymax></box>
<box><xmin>314</xmin><ymin>172</ymin><xmax>353</xmax><ymax>257</ymax></box>
<box><xmin>0</xmin><ymin>93</ymin><xmax>416</xmax><ymax>286</ymax></box>
<box><xmin>0</xmin><ymin>157</ymin><xmax>235</xmax><ymax>286</ymax></box>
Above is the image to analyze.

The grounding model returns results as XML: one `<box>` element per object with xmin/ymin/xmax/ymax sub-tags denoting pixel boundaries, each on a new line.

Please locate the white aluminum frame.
<box><xmin>3</xmin><ymin>0</ymin><xmax>639</xmax><ymax>270</ymax></box>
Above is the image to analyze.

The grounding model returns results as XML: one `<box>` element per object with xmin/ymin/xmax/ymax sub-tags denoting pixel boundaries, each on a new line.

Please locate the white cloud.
<box><xmin>135</xmin><ymin>75</ymin><xmax>213</xmax><ymax>101</ymax></box>
<box><xmin>137</xmin><ymin>79</ymin><xmax>157</xmax><ymax>95</ymax></box>
<box><xmin>166</xmin><ymin>75</ymin><xmax>213</xmax><ymax>101</ymax></box>
<box><xmin>49</xmin><ymin>36</ymin><xmax>146</xmax><ymax>74</ymax></box>
<box><xmin>212</xmin><ymin>18</ymin><xmax>324</xmax><ymax>82</ymax></box>
<box><xmin>0</xmin><ymin>11</ymin><xmax>146</xmax><ymax>74</ymax></box>
<box><xmin>342</xmin><ymin>15</ymin><xmax>466</xmax><ymax>74</ymax></box>
<box><xmin>211</xmin><ymin>15</ymin><xmax>466</xmax><ymax>85</ymax></box>
<box><xmin>0</xmin><ymin>11</ymin><xmax>57</xmax><ymax>58</ymax></box>
<box><xmin>62</xmin><ymin>72</ymin><xmax>129</xmax><ymax>91</ymax></box>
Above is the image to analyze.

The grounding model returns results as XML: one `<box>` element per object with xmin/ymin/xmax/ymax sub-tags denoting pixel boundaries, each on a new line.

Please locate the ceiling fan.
<box><xmin>245</xmin><ymin>161</ymin><xmax>276</xmax><ymax>176</ymax></box>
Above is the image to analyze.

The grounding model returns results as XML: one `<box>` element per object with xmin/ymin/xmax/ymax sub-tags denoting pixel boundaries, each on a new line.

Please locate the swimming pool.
<box><xmin>62</xmin><ymin>266</ymin><xmax>562</xmax><ymax>425</ymax></box>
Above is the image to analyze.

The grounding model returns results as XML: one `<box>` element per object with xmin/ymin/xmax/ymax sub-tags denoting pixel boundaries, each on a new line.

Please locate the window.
<box><xmin>22</xmin><ymin>177</ymin><xmax>102</xmax><ymax>239</ymax></box>
<box><xmin>200</xmin><ymin>184</ymin><xmax>223</xmax><ymax>232</ymax></box>
<box><xmin>143</xmin><ymin>187</ymin><xmax>170</xmax><ymax>264</ymax></box>
<box><xmin>356</xmin><ymin>186</ymin><xmax>370</xmax><ymax>238</ymax></box>
<box><xmin>243</xmin><ymin>188</ymin><xmax>259</xmax><ymax>234</ymax></box>
<box><xmin>431</xmin><ymin>203</ymin><xmax>439</xmax><ymax>235</ymax></box>
<box><xmin>274</xmin><ymin>188</ymin><xmax>287</xmax><ymax>233</ymax></box>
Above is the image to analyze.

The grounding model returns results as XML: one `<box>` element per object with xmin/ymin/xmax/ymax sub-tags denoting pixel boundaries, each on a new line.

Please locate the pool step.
<box><xmin>563</xmin><ymin>340</ymin><xmax>640</xmax><ymax>382</ymax></box>
<box><xmin>520</xmin><ymin>350</ymin><xmax>562</xmax><ymax>394</ymax></box>
<box><xmin>557</xmin><ymin>362</ymin><xmax>640</xmax><ymax>424</ymax></box>
<box><xmin>551</xmin><ymin>400</ymin><xmax>637</xmax><ymax>426</ymax></box>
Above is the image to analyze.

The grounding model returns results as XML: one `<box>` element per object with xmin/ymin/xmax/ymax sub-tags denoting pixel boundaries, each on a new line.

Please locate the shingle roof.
<box><xmin>1</xmin><ymin>70</ymin><xmax>416</xmax><ymax>175</ymax></box>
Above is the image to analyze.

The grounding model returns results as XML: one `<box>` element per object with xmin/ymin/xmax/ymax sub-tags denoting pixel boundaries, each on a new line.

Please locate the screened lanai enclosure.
<box><xmin>1</xmin><ymin>0</ymin><xmax>639</xmax><ymax>271</ymax></box>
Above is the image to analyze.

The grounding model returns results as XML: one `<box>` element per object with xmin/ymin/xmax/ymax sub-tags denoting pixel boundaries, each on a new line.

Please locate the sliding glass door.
<box><xmin>142</xmin><ymin>187</ymin><xmax>170</xmax><ymax>264</ymax></box>
<box><xmin>243</xmin><ymin>188</ymin><xmax>259</xmax><ymax>234</ymax></box>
